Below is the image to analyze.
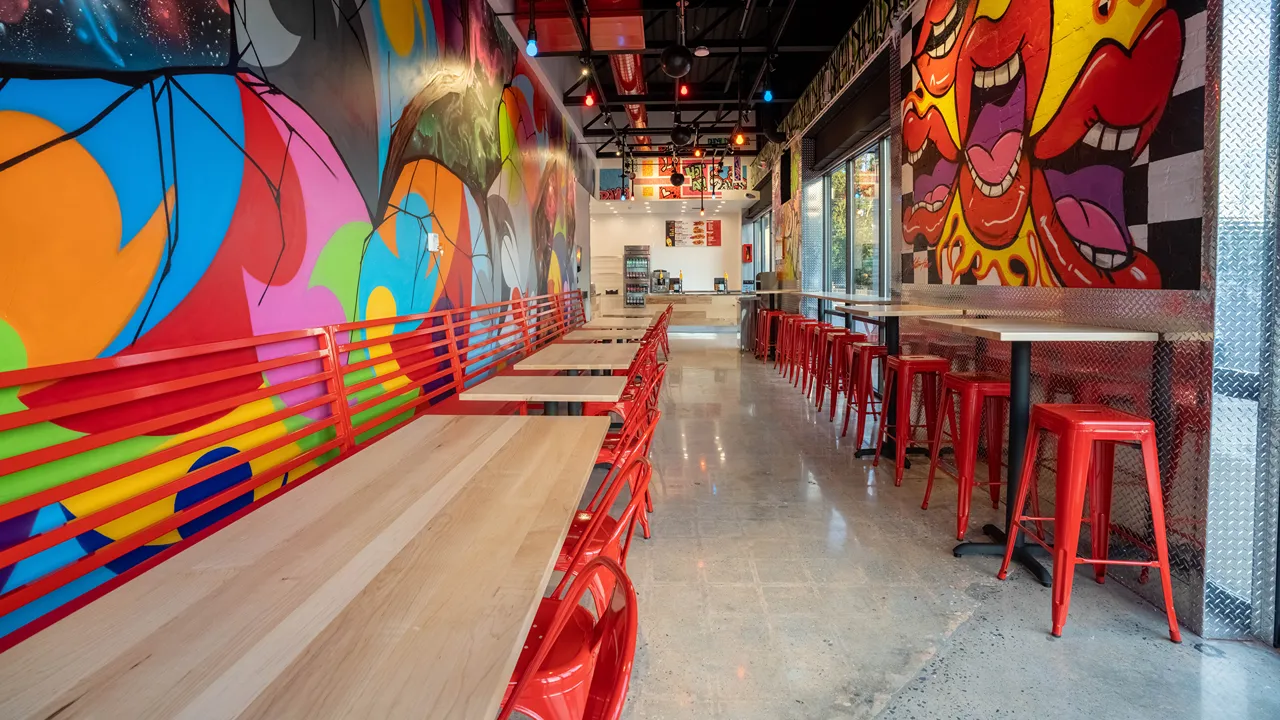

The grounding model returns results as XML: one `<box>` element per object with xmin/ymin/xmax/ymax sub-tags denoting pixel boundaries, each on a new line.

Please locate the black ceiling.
<box><xmin>562</xmin><ymin>0</ymin><xmax>869</xmax><ymax>156</ymax></box>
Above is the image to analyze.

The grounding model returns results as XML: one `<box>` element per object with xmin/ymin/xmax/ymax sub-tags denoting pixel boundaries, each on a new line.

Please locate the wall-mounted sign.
<box><xmin>665</xmin><ymin>220</ymin><xmax>722</xmax><ymax>247</ymax></box>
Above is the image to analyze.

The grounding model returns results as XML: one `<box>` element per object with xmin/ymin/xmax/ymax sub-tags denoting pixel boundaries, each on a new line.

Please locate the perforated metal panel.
<box><xmin>800</xmin><ymin>139</ymin><xmax>822</xmax><ymax>319</ymax></box>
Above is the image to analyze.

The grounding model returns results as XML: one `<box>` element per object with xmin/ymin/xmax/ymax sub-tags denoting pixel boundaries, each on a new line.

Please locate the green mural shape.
<box><xmin>311</xmin><ymin>221</ymin><xmax>374</xmax><ymax>322</ymax></box>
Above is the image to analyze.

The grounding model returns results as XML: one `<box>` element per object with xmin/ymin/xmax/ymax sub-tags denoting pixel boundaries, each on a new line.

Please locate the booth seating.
<box><xmin>0</xmin><ymin>290</ymin><xmax>587</xmax><ymax>644</ymax></box>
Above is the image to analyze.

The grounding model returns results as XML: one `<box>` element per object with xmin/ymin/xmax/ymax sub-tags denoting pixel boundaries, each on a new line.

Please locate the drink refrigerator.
<box><xmin>623</xmin><ymin>245</ymin><xmax>649</xmax><ymax>308</ymax></box>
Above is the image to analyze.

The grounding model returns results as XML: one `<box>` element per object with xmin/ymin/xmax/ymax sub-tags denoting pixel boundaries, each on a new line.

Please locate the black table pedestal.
<box><xmin>952</xmin><ymin>340</ymin><xmax>1051</xmax><ymax>586</ymax></box>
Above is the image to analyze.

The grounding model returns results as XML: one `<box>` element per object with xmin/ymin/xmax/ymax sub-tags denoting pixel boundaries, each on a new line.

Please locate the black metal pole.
<box><xmin>953</xmin><ymin>340</ymin><xmax>1051</xmax><ymax>586</ymax></box>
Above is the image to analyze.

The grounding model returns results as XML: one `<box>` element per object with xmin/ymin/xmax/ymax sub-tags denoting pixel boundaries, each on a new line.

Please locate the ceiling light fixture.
<box><xmin>693</xmin><ymin>45</ymin><xmax>710</xmax><ymax>57</ymax></box>
<box><xmin>524</xmin><ymin>3</ymin><xmax>538</xmax><ymax>57</ymax></box>
<box><xmin>584</xmin><ymin>91</ymin><xmax>595</xmax><ymax>107</ymax></box>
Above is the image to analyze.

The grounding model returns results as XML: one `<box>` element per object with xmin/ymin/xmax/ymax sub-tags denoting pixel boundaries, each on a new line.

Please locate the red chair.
<box><xmin>841</xmin><ymin>342</ymin><xmax>887</xmax><ymax>443</ymax></box>
<box><xmin>873</xmin><ymin>355</ymin><xmax>950</xmax><ymax>486</ymax></box>
<box><xmin>818</xmin><ymin>331</ymin><xmax>869</xmax><ymax>416</ymax></box>
<box><xmin>755</xmin><ymin>309</ymin><xmax>784</xmax><ymax>359</ymax></box>
<box><xmin>922</xmin><ymin>372</ymin><xmax>1010</xmax><ymax>539</ymax></box>
<box><xmin>557</xmin><ymin>420</ymin><xmax>657</xmax><ymax>592</ymax></box>
<box><xmin>998</xmin><ymin>404</ymin><xmax>1181</xmax><ymax>642</ymax></box>
<box><xmin>499</xmin><ymin>557</ymin><xmax>638</xmax><ymax>720</ymax></box>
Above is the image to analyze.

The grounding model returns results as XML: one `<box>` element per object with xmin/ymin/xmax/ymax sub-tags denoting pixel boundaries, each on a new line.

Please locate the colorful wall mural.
<box><xmin>899</xmin><ymin>0</ymin><xmax>1204</xmax><ymax>289</ymax></box>
<box><xmin>0</xmin><ymin>0</ymin><xmax>593</xmax><ymax>637</ymax></box>
<box><xmin>598</xmin><ymin>156</ymin><xmax>751</xmax><ymax>200</ymax></box>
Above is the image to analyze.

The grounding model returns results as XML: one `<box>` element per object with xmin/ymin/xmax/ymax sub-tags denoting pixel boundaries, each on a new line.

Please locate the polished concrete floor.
<box><xmin>621</xmin><ymin>333</ymin><xmax>1280</xmax><ymax>720</ymax></box>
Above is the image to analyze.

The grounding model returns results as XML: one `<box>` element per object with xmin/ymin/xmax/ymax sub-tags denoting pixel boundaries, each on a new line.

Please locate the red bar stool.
<box><xmin>774</xmin><ymin>314</ymin><xmax>807</xmax><ymax>375</ymax></box>
<box><xmin>841</xmin><ymin>342</ymin><xmax>888</xmax><ymax>443</ymax></box>
<box><xmin>783</xmin><ymin>317</ymin><xmax>820</xmax><ymax>385</ymax></box>
<box><xmin>795</xmin><ymin>320</ymin><xmax>826</xmax><ymax>389</ymax></box>
<box><xmin>873</xmin><ymin>355</ymin><xmax>950</xmax><ymax>486</ymax></box>
<box><xmin>806</xmin><ymin>325</ymin><xmax>849</xmax><ymax>401</ymax></box>
<box><xmin>998</xmin><ymin>404</ymin><xmax>1181</xmax><ymax>642</ymax></box>
<box><xmin>922</xmin><ymin>372</ymin><xmax>1010</xmax><ymax>539</ymax></box>
<box><xmin>820</xmin><ymin>331</ymin><xmax>869</xmax><ymax>417</ymax></box>
<box><xmin>755</xmin><ymin>309</ymin><xmax>784</xmax><ymax>359</ymax></box>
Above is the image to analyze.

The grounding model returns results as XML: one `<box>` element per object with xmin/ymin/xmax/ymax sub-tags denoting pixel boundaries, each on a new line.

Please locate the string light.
<box><xmin>525</xmin><ymin>4</ymin><xmax>538</xmax><ymax>56</ymax></box>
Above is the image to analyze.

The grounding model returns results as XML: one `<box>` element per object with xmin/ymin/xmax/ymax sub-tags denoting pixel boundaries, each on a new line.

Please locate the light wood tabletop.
<box><xmin>801</xmin><ymin>291</ymin><xmax>891</xmax><ymax>304</ymax></box>
<box><xmin>0</xmin><ymin>414</ymin><xmax>611</xmax><ymax>720</ymax></box>
<box><xmin>838</xmin><ymin>303</ymin><xmax>966</xmax><ymax>318</ymax></box>
<box><xmin>918</xmin><ymin>317</ymin><xmax>1160</xmax><ymax>342</ymax></box>
<box><xmin>460</xmin><ymin>374</ymin><xmax>627</xmax><ymax>402</ymax></box>
<box><xmin>584</xmin><ymin>318</ymin><xmax>653</xmax><ymax>329</ymax></box>
<box><xmin>564</xmin><ymin>328</ymin><xmax>649</xmax><ymax>342</ymax></box>
<box><xmin>515</xmin><ymin>342</ymin><xmax>639</xmax><ymax>371</ymax></box>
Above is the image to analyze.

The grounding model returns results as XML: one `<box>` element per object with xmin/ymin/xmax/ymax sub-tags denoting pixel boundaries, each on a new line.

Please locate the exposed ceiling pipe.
<box><xmin>560</xmin><ymin>0</ymin><xmax>629</xmax><ymax>156</ymax></box>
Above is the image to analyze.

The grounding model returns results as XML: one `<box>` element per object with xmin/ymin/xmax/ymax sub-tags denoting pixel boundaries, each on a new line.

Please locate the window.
<box><xmin>850</xmin><ymin>146</ymin><xmax>882</xmax><ymax>295</ymax></box>
<box><xmin>827</xmin><ymin>165</ymin><xmax>848</xmax><ymax>291</ymax></box>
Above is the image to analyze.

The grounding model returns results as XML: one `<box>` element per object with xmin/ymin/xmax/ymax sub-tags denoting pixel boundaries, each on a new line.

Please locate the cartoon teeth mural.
<box><xmin>901</xmin><ymin>0</ymin><xmax>1203</xmax><ymax>289</ymax></box>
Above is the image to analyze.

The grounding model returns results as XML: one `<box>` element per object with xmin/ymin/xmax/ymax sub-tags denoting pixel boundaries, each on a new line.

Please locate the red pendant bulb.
<box><xmin>584</xmin><ymin>92</ymin><xmax>595</xmax><ymax>107</ymax></box>
<box><xmin>679</xmin><ymin>84</ymin><xmax>689</xmax><ymax>97</ymax></box>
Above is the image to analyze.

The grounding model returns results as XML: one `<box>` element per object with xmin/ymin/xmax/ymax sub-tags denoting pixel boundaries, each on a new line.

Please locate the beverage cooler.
<box><xmin>624</xmin><ymin>245</ymin><xmax>649</xmax><ymax>308</ymax></box>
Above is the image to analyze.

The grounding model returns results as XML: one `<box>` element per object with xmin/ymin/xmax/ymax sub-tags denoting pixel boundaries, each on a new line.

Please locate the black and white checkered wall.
<box><xmin>898</xmin><ymin>0</ymin><xmax>1209</xmax><ymax>289</ymax></box>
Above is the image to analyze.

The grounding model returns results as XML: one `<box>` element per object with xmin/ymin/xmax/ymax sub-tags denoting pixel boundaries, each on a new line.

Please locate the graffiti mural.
<box><xmin>900</xmin><ymin>0</ymin><xmax>1204</xmax><ymax>289</ymax></box>
<box><xmin>0</xmin><ymin>0</ymin><xmax>592</xmax><ymax>636</ymax></box>
<box><xmin>776</xmin><ymin>199</ymin><xmax>801</xmax><ymax>281</ymax></box>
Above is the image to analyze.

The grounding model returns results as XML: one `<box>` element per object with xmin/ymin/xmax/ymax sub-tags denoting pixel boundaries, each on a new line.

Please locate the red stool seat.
<box><xmin>822</xmin><ymin>331</ymin><xmax>869</xmax><ymax>418</ymax></box>
<box><xmin>923</xmin><ymin>372</ymin><xmax>1010</xmax><ymax>539</ymax></box>
<box><xmin>999</xmin><ymin>404</ymin><xmax>1181</xmax><ymax>642</ymax></box>
<box><xmin>755</xmin><ymin>309</ymin><xmax>784</xmax><ymax>359</ymax></box>
<box><xmin>874</xmin><ymin>355</ymin><xmax>950</xmax><ymax>486</ymax></box>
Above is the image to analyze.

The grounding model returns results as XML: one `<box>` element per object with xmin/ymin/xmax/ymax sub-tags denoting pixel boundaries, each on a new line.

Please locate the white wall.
<box><xmin>590</xmin><ymin>211</ymin><xmax>744</xmax><ymax>292</ymax></box>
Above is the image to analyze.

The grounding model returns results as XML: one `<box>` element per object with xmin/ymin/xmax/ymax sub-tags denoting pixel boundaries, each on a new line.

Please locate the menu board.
<box><xmin>664</xmin><ymin>220</ymin><xmax>722</xmax><ymax>247</ymax></box>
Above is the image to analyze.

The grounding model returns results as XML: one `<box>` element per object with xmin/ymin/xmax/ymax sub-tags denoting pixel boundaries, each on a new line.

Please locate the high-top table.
<box><xmin>919</xmin><ymin>317</ymin><xmax>1159</xmax><ymax>586</ymax></box>
<box><xmin>563</xmin><ymin>328</ymin><xmax>648</xmax><ymax>343</ymax></box>
<box><xmin>842</xmin><ymin>305</ymin><xmax>966</xmax><ymax>458</ymax></box>
<box><xmin>800</xmin><ymin>291</ymin><xmax>890</xmax><ymax>328</ymax></box>
<box><xmin>585</xmin><ymin>318</ymin><xmax>653</xmax><ymax>330</ymax></box>
<box><xmin>514</xmin><ymin>342</ymin><xmax>638</xmax><ymax>374</ymax></box>
<box><xmin>461</xmin><ymin>374</ymin><xmax>626</xmax><ymax>415</ymax></box>
<box><xmin>0</xmin><ymin>414</ymin><xmax>611</xmax><ymax>720</ymax></box>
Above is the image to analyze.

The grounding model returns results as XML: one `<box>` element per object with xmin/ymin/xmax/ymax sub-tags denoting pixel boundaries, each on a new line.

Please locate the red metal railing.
<box><xmin>0</xmin><ymin>290</ymin><xmax>585</xmax><ymax>643</ymax></box>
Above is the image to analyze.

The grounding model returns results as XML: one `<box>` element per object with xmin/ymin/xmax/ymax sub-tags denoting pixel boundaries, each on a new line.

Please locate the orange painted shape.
<box><xmin>0</xmin><ymin>111</ymin><xmax>169</xmax><ymax>368</ymax></box>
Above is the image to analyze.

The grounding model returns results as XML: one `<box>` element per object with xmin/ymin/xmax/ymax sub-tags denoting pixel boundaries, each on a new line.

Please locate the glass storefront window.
<box><xmin>827</xmin><ymin>165</ymin><xmax>848</xmax><ymax>291</ymax></box>
<box><xmin>850</xmin><ymin>147</ymin><xmax>881</xmax><ymax>295</ymax></box>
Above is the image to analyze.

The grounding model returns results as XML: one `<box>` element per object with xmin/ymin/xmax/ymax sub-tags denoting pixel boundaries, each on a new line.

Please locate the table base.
<box><xmin>953</xmin><ymin>524</ymin><xmax>1052</xmax><ymax>587</ymax></box>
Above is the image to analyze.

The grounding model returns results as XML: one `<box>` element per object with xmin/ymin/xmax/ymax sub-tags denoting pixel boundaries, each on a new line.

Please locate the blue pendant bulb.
<box><xmin>763</xmin><ymin>88</ymin><xmax>773</xmax><ymax>102</ymax></box>
<box><xmin>526</xmin><ymin>38</ymin><xmax>538</xmax><ymax>57</ymax></box>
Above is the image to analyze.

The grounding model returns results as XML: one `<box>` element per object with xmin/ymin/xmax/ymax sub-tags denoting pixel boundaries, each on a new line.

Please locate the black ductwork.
<box><xmin>758</xmin><ymin>101</ymin><xmax>787</xmax><ymax>144</ymax></box>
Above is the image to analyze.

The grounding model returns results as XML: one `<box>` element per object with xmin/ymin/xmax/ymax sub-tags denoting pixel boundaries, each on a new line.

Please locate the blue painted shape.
<box><xmin>0</xmin><ymin>567</ymin><xmax>116</xmax><ymax>641</ymax></box>
<box><xmin>174</xmin><ymin>446</ymin><xmax>254</xmax><ymax>539</ymax></box>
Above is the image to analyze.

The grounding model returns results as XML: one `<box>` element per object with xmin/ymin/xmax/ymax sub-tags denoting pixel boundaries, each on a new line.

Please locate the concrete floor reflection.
<box><xmin>620</xmin><ymin>333</ymin><xmax>1280</xmax><ymax>720</ymax></box>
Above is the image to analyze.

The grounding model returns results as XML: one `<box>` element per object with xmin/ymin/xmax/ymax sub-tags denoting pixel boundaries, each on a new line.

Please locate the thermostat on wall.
<box><xmin>427</xmin><ymin>232</ymin><xmax>441</xmax><ymax>253</ymax></box>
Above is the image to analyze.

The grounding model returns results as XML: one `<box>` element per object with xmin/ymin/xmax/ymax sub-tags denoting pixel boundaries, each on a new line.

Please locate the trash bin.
<box><xmin>738</xmin><ymin>296</ymin><xmax>758</xmax><ymax>352</ymax></box>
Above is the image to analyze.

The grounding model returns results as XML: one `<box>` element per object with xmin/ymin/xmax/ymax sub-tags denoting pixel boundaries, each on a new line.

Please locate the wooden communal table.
<box><xmin>584</xmin><ymin>318</ymin><xmax>653</xmax><ymax>330</ymax></box>
<box><xmin>461</xmin><ymin>374</ymin><xmax>626</xmax><ymax>416</ymax></box>
<box><xmin>563</xmin><ymin>328</ymin><xmax>648</xmax><ymax>343</ymax></box>
<box><xmin>0</xmin><ymin>414</ymin><xmax>610</xmax><ymax>720</ymax></box>
<box><xmin>919</xmin><ymin>317</ymin><xmax>1159</xmax><ymax>586</ymax></box>
<box><xmin>515</xmin><ymin>342</ymin><xmax>639</xmax><ymax>374</ymax></box>
<box><xmin>842</xmin><ymin>304</ymin><xmax>966</xmax><ymax>457</ymax></box>
<box><xmin>752</xmin><ymin>289</ymin><xmax>793</xmax><ymax>311</ymax></box>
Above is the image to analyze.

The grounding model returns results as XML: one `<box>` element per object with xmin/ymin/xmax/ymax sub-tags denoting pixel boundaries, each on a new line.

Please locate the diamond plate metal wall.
<box><xmin>1204</xmin><ymin>0</ymin><xmax>1279</xmax><ymax>641</ymax></box>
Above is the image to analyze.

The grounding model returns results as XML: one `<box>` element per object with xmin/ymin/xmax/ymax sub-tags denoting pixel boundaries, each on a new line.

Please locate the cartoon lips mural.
<box><xmin>953</xmin><ymin>0</ymin><xmax>1051</xmax><ymax>250</ymax></box>
<box><xmin>915</xmin><ymin>0</ymin><xmax>975</xmax><ymax>97</ymax></box>
<box><xmin>1031</xmin><ymin>4</ymin><xmax>1183</xmax><ymax>287</ymax></box>
<box><xmin>903</xmin><ymin>85</ymin><xmax>961</xmax><ymax>247</ymax></box>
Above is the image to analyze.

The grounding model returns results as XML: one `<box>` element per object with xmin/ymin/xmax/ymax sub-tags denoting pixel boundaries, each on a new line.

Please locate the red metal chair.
<box><xmin>817</xmin><ymin>330</ymin><xmax>869</xmax><ymax>416</ymax></box>
<box><xmin>841</xmin><ymin>342</ymin><xmax>887</xmax><ymax>443</ymax></box>
<box><xmin>998</xmin><ymin>404</ymin><xmax>1181</xmax><ymax>642</ymax></box>
<box><xmin>873</xmin><ymin>355</ymin><xmax>950</xmax><ymax>486</ymax></box>
<box><xmin>922</xmin><ymin>372</ymin><xmax>1010</xmax><ymax>539</ymax></box>
<box><xmin>755</xmin><ymin>309</ymin><xmax>784</xmax><ymax>359</ymax></box>
<box><xmin>498</xmin><ymin>557</ymin><xmax>638</xmax><ymax>720</ymax></box>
